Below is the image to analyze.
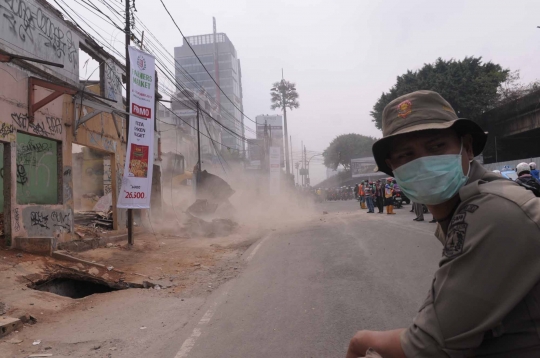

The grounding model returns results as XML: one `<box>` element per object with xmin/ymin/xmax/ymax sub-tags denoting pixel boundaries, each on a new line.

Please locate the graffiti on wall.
<box><xmin>16</xmin><ymin>132</ymin><xmax>58</xmax><ymax>204</ymax></box>
<box><xmin>103</xmin><ymin>159</ymin><xmax>112</xmax><ymax>195</ymax></box>
<box><xmin>11</xmin><ymin>112</ymin><xmax>61</xmax><ymax>138</ymax></box>
<box><xmin>104</xmin><ymin>59</ymin><xmax>122</xmax><ymax>102</ymax></box>
<box><xmin>0</xmin><ymin>0</ymin><xmax>79</xmax><ymax>74</ymax></box>
<box><xmin>23</xmin><ymin>206</ymin><xmax>72</xmax><ymax>235</ymax></box>
<box><xmin>0</xmin><ymin>121</ymin><xmax>16</xmax><ymax>141</ymax></box>
<box><xmin>88</xmin><ymin>131</ymin><xmax>116</xmax><ymax>152</ymax></box>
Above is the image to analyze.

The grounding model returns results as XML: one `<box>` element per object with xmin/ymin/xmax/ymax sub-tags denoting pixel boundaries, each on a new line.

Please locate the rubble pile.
<box><xmin>183</xmin><ymin>214</ymin><xmax>238</xmax><ymax>238</ymax></box>
<box><xmin>74</xmin><ymin>211</ymin><xmax>113</xmax><ymax>238</ymax></box>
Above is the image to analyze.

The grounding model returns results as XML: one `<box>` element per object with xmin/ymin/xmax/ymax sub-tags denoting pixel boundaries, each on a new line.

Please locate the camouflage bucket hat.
<box><xmin>372</xmin><ymin>90</ymin><xmax>488</xmax><ymax>176</ymax></box>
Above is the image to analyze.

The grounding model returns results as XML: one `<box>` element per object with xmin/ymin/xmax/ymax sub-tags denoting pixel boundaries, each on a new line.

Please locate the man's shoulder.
<box><xmin>461</xmin><ymin>175</ymin><xmax>537</xmax><ymax>210</ymax></box>
<box><xmin>442</xmin><ymin>179</ymin><xmax>540</xmax><ymax>259</ymax></box>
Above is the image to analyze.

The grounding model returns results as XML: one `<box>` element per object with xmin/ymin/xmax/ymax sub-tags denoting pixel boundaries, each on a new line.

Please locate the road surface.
<box><xmin>163</xmin><ymin>200</ymin><xmax>441</xmax><ymax>358</ymax></box>
<box><xmin>0</xmin><ymin>200</ymin><xmax>442</xmax><ymax>358</ymax></box>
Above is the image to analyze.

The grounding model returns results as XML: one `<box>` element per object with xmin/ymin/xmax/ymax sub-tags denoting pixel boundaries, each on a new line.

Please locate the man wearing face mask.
<box><xmin>345</xmin><ymin>90</ymin><xmax>540</xmax><ymax>358</ymax></box>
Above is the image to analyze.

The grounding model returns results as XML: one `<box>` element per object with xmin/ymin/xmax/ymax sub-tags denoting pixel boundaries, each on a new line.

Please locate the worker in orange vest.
<box><xmin>358</xmin><ymin>181</ymin><xmax>367</xmax><ymax>209</ymax></box>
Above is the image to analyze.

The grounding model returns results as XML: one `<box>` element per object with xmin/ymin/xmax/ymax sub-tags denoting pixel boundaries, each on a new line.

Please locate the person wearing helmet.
<box><xmin>346</xmin><ymin>91</ymin><xmax>540</xmax><ymax>358</ymax></box>
<box><xmin>530</xmin><ymin>162</ymin><xmax>539</xmax><ymax>180</ymax></box>
<box><xmin>515</xmin><ymin>162</ymin><xmax>540</xmax><ymax>195</ymax></box>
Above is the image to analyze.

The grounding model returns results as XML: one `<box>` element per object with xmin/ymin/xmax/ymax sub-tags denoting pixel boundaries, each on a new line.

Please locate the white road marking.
<box><xmin>174</xmin><ymin>233</ymin><xmax>272</xmax><ymax>358</ymax></box>
<box><xmin>246</xmin><ymin>233</ymin><xmax>272</xmax><ymax>262</ymax></box>
<box><xmin>174</xmin><ymin>305</ymin><xmax>216</xmax><ymax>358</ymax></box>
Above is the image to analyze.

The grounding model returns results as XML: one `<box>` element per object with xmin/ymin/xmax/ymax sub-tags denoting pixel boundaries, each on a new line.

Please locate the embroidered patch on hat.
<box><xmin>397</xmin><ymin>100</ymin><xmax>412</xmax><ymax>118</ymax></box>
<box><xmin>442</xmin><ymin>105</ymin><xmax>456</xmax><ymax>114</ymax></box>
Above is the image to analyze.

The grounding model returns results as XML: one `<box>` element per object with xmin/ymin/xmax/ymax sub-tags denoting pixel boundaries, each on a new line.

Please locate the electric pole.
<box><xmin>301</xmin><ymin>140</ymin><xmax>304</xmax><ymax>186</ymax></box>
<box><xmin>290</xmin><ymin>135</ymin><xmax>293</xmax><ymax>184</ymax></box>
<box><xmin>125</xmin><ymin>0</ymin><xmax>133</xmax><ymax>246</ymax></box>
<box><xmin>280</xmin><ymin>83</ymin><xmax>291</xmax><ymax>176</ymax></box>
<box><xmin>197</xmin><ymin>101</ymin><xmax>201</xmax><ymax>174</ymax></box>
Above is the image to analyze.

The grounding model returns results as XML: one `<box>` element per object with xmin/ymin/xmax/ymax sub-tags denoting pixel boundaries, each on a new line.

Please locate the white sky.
<box><xmin>71</xmin><ymin>0</ymin><xmax>540</xmax><ymax>185</ymax></box>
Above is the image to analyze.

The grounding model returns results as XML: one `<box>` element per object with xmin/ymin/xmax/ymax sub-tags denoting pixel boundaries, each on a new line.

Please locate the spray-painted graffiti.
<box><xmin>104</xmin><ymin>59</ymin><xmax>122</xmax><ymax>101</ymax></box>
<box><xmin>46</xmin><ymin>116</ymin><xmax>62</xmax><ymax>134</ymax></box>
<box><xmin>0</xmin><ymin>164</ymin><xmax>28</xmax><ymax>185</ymax></box>
<box><xmin>63</xmin><ymin>166</ymin><xmax>72</xmax><ymax>202</ymax></box>
<box><xmin>103</xmin><ymin>159</ymin><xmax>112</xmax><ymax>195</ymax></box>
<box><xmin>30</xmin><ymin>210</ymin><xmax>48</xmax><ymax>228</ymax></box>
<box><xmin>0</xmin><ymin>121</ymin><xmax>16</xmax><ymax>141</ymax></box>
<box><xmin>23</xmin><ymin>207</ymin><xmax>72</xmax><ymax>235</ymax></box>
<box><xmin>0</xmin><ymin>0</ymin><xmax>78</xmax><ymax>67</ymax></box>
<box><xmin>16</xmin><ymin>132</ymin><xmax>58</xmax><ymax>204</ymax></box>
<box><xmin>11</xmin><ymin>113</ymin><xmax>55</xmax><ymax>138</ymax></box>
<box><xmin>14</xmin><ymin>208</ymin><xmax>20</xmax><ymax>232</ymax></box>
<box><xmin>88</xmin><ymin>131</ymin><xmax>116</xmax><ymax>152</ymax></box>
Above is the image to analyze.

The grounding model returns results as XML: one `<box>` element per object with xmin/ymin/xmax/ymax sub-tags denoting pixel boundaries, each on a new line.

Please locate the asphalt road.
<box><xmin>163</xmin><ymin>200</ymin><xmax>442</xmax><ymax>358</ymax></box>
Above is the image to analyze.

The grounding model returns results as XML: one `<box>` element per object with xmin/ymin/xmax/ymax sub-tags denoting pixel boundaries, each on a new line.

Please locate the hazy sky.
<box><xmin>73</xmin><ymin>0</ymin><xmax>540</xmax><ymax>184</ymax></box>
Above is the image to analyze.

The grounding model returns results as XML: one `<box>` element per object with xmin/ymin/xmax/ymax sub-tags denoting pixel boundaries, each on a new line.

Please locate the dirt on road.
<box><xmin>0</xmin><ymin>223</ymin><xmax>265</xmax><ymax>358</ymax></box>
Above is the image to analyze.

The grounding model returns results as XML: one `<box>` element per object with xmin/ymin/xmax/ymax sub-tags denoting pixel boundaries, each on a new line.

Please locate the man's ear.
<box><xmin>463</xmin><ymin>134</ymin><xmax>474</xmax><ymax>160</ymax></box>
<box><xmin>385</xmin><ymin>158</ymin><xmax>394</xmax><ymax>171</ymax></box>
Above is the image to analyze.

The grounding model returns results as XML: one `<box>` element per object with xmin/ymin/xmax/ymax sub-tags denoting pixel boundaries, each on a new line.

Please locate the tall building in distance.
<box><xmin>174</xmin><ymin>23</ymin><xmax>245</xmax><ymax>151</ymax></box>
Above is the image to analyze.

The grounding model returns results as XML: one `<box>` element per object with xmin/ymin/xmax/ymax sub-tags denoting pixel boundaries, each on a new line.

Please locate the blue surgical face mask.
<box><xmin>392</xmin><ymin>142</ymin><xmax>471</xmax><ymax>205</ymax></box>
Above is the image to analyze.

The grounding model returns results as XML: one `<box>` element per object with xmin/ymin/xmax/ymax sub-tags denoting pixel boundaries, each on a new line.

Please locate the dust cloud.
<box><xmin>147</xmin><ymin>164</ymin><xmax>317</xmax><ymax>238</ymax></box>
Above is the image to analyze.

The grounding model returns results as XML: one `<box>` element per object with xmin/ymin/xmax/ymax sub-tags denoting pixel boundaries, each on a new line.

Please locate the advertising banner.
<box><xmin>117</xmin><ymin>47</ymin><xmax>155</xmax><ymax>208</ymax></box>
<box><xmin>269</xmin><ymin>146</ymin><xmax>281</xmax><ymax>195</ymax></box>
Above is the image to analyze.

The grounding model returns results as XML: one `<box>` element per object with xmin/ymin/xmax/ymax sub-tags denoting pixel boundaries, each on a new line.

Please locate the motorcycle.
<box><xmin>393</xmin><ymin>192</ymin><xmax>403</xmax><ymax>208</ymax></box>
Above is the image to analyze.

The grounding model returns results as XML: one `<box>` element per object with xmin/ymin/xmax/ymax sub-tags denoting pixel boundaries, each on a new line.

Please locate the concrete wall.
<box><xmin>68</xmin><ymin>84</ymin><xmax>126</xmax><ymax>232</ymax></box>
<box><xmin>0</xmin><ymin>63</ymin><xmax>68</xmax><ymax>245</ymax></box>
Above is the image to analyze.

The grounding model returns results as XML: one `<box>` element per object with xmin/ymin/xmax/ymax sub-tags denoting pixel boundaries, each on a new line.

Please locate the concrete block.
<box><xmin>0</xmin><ymin>317</ymin><xmax>23</xmax><ymax>338</ymax></box>
<box><xmin>13</xmin><ymin>237</ymin><xmax>53</xmax><ymax>256</ymax></box>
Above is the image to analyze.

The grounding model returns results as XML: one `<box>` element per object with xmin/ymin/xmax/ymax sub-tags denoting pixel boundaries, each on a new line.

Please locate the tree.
<box><xmin>494</xmin><ymin>70</ymin><xmax>540</xmax><ymax>107</ymax></box>
<box><xmin>323</xmin><ymin>134</ymin><xmax>376</xmax><ymax>170</ymax></box>
<box><xmin>271</xmin><ymin>80</ymin><xmax>299</xmax><ymax>175</ymax></box>
<box><xmin>370</xmin><ymin>57</ymin><xmax>509</xmax><ymax>130</ymax></box>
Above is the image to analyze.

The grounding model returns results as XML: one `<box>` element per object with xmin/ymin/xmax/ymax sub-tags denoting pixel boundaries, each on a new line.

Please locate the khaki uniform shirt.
<box><xmin>401</xmin><ymin>160</ymin><xmax>540</xmax><ymax>357</ymax></box>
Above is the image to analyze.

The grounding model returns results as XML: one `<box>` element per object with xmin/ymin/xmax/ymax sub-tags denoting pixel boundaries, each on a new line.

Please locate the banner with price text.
<box><xmin>117</xmin><ymin>47</ymin><xmax>155</xmax><ymax>208</ymax></box>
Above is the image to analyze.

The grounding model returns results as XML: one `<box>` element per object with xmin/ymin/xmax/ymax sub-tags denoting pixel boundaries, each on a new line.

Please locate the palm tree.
<box><xmin>270</xmin><ymin>80</ymin><xmax>299</xmax><ymax>175</ymax></box>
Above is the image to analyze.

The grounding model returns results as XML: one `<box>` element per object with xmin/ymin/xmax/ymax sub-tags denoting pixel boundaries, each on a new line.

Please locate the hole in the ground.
<box><xmin>32</xmin><ymin>277</ymin><xmax>119</xmax><ymax>299</ymax></box>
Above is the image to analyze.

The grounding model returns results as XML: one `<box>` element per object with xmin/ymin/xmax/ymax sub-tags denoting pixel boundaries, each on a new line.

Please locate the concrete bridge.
<box><xmin>478</xmin><ymin>89</ymin><xmax>540</xmax><ymax>164</ymax></box>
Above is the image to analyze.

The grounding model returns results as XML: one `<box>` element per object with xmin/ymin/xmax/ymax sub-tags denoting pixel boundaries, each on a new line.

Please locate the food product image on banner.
<box><xmin>129</xmin><ymin>144</ymin><xmax>149</xmax><ymax>178</ymax></box>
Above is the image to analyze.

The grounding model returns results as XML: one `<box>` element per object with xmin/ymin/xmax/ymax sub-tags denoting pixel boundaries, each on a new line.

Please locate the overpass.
<box><xmin>478</xmin><ymin>89</ymin><xmax>540</xmax><ymax>163</ymax></box>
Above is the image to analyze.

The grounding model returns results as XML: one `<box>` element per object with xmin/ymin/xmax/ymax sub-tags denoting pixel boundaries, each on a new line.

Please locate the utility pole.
<box><xmin>125</xmin><ymin>0</ymin><xmax>133</xmax><ymax>246</ymax></box>
<box><xmin>301</xmin><ymin>140</ymin><xmax>304</xmax><ymax>186</ymax></box>
<box><xmin>197</xmin><ymin>101</ymin><xmax>201</xmax><ymax>173</ymax></box>
<box><xmin>280</xmin><ymin>82</ymin><xmax>291</xmax><ymax>176</ymax></box>
<box><xmin>290</xmin><ymin>135</ymin><xmax>293</xmax><ymax>184</ymax></box>
<box><xmin>304</xmin><ymin>145</ymin><xmax>308</xmax><ymax>186</ymax></box>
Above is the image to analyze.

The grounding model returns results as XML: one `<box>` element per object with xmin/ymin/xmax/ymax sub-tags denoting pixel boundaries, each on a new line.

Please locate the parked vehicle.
<box><xmin>393</xmin><ymin>193</ymin><xmax>403</xmax><ymax>208</ymax></box>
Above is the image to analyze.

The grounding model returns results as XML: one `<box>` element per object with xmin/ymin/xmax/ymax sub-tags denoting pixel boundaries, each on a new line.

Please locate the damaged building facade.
<box><xmin>0</xmin><ymin>0</ymin><xmax>129</xmax><ymax>253</ymax></box>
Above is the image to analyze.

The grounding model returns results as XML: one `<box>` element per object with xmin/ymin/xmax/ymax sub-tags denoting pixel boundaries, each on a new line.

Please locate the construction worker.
<box><xmin>346</xmin><ymin>90</ymin><xmax>540</xmax><ymax>358</ymax></box>
<box><xmin>384</xmin><ymin>178</ymin><xmax>395</xmax><ymax>214</ymax></box>
<box><xmin>358</xmin><ymin>181</ymin><xmax>366</xmax><ymax>209</ymax></box>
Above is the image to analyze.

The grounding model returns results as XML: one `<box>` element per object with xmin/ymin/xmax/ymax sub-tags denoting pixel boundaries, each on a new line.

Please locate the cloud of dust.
<box><xmin>149</xmin><ymin>163</ymin><xmax>317</xmax><ymax>236</ymax></box>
